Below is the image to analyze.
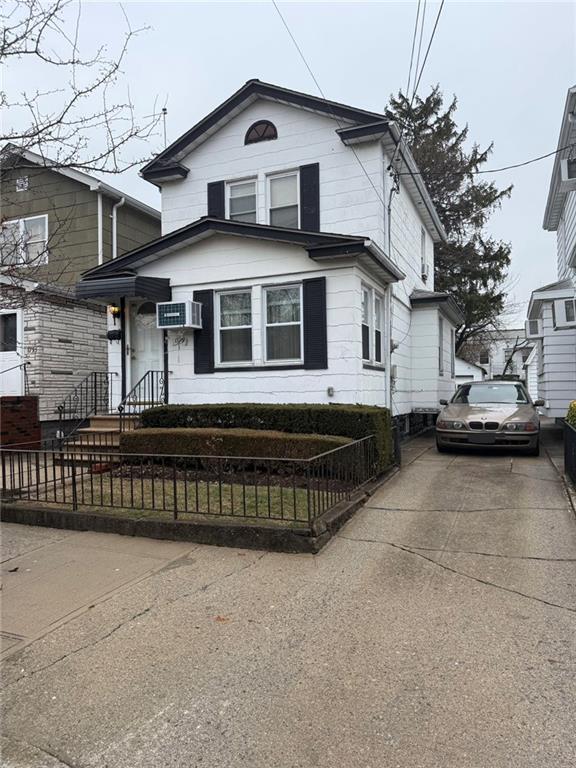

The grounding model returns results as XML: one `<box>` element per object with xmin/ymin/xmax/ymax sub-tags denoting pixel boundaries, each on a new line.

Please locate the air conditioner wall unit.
<box><xmin>156</xmin><ymin>300</ymin><xmax>202</xmax><ymax>329</ymax></box>
<box><xmin>525</xmin><ymin>318</ymin><xmax>543</xmax><ymax>338</ymax></box>
<box><xmin>559</xmin><ymin>158</ymin><xmax>576</xmax><ymax>192</ymax></box>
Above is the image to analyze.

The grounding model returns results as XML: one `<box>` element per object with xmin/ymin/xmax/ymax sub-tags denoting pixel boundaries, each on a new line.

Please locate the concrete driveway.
<box><xmin>2</xmin><ymin>431</ymin><xmax>576</xmax><ymax>768</ymax></box>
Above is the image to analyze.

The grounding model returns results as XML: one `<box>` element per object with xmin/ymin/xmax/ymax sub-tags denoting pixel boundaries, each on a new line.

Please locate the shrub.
<box><xmin>139</xmin><ymin>403</ymin><xmax>394</xmax><ymax>471</ymax></box>
<box><xmin>567</xmin><ymin>401</ymin><xmax>576</xmax><ymax>428</ymax></box>
<box><xmin>120</xmin><ymin>427</ymin><xmax>350</xmax><ymax>460</ymax></box>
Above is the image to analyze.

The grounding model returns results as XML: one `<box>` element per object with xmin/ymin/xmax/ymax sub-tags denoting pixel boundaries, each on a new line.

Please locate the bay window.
<box><xmin>265</xmin><ymin>285</ymin><xmax>302</xmax><ymax>362</ymax></box>
<box><xmin>227</xmin><ymin>180</ymin><xmax>257</xmax><ymax>223</ymax></box>
<box><xmin>268</xmin><ymin>172</ymin><xmax>299</xmax><ymax>228</ymax></box>
<box><xmin>217</xmin><ymin>290</ymin><xmax>253</xmax><ymax>363</ymax></box>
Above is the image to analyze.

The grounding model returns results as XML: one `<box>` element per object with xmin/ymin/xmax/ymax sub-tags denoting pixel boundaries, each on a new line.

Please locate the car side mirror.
<box><xmin>534</xmin><ymin>399</ymin><xmax>545</xmax><ymax>407</ymax></box>
<box><xmin>439</xmin><ymin>399</ymin><xmax>448</xmax><ymax>406</ymax></box>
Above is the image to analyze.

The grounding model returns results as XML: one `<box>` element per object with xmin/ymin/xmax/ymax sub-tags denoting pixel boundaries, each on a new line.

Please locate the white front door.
<box><xmin>0</xmin><ymin>310</ymin><xmax>24</xmax><ymax>395</ymax></box>
<box><xmin>129</xmin><ymin>301</ymin><xmax>163</xmax><ymax>386</ymax></box>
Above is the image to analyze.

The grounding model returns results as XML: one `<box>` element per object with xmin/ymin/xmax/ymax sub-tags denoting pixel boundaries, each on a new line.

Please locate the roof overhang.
<box><xmin>527</xmin><ymin>278</ymin><xmax>576</xmax><ymax>319</ymax></box>
<box><xmin>1</xmin><ymin>144</ymin><xmax>160</xmax><ymax>220</ymax></box>
<box><xmin>140</xmin><ymin>80</ymin><xmax>384</xmax><ymax>182</ymax></box>
<box><xmin>78</xmin><ymin>217</ymin><xmax>405</xmax><ymax>285</ymax></box>
<box><xmin>410</xmin><ymin>290</ymin><xmax>465</xmax><ymax>327</ymax></box>
<box><xmin>543</xmin><ymin>85</ymin><xmax>576</xmax><ymax>231</ymax></box>
<box><xmin>76</xmin><ymin>275</ymin><xmax>171</xmax><ymax>303</ymax></box>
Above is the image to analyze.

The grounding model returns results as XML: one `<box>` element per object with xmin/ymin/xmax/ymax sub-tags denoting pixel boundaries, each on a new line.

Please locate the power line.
<box><xmin>270</xmin><ymin>0</ymin><xmax>386</xmax><ymax>207</ymax></box>
<box><xmin>413</xmin><ymin>0</ymin><xmax>427</xmax><ymax>100</ymax></box>
<box><xmin>397</xmin><ymin>141</ymin><xmax>576</xmax><ymax>177</ymax></box>
<box><xmin>405</xmin><ymin>0</ymin><xmax>422</xmax><ymax>97</ymax></box>
<box><xmin>410</xmin><ymin>0</ymin><xmax>445</xmax><ymax>101</ymax></box>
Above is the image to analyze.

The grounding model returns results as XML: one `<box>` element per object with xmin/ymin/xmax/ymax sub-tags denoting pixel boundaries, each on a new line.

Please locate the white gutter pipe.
<box><xmin>97</xmin><ymin>192</ymin><xmax>103</xmax><ymax>265</ymax></box>
<box><xmin>111</xmin><ymin>196</ymin><xmax>126</xmax><ymax>260</ymax></box>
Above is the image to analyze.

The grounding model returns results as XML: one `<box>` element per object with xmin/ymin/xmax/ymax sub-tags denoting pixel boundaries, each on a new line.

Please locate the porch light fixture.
<box><xmin>107</xmin><ymin>304</ymin><xmax>122</xmax><ymax>325</ymax></box>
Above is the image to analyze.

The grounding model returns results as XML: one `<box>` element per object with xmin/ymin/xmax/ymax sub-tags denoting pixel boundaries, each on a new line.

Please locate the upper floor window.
<box><xmin>478</xmin><ymin>349</ymin><xmax>490</xmax><ymax>366</ymax></box>
<box><xmin>268</xmin><ymin>171</ymin><xmax>299</xmax><ymax>228</ymax></box>
<box><xmin>245</xmin><ymin>120</ymin><xmax>278</xmax><ymax>145</ymax></box>
<box><xmin>0</xmin><ymin>214</ymin><xmax>48</xmax><ymax>267</ymax></box>
<box><xmin>227</xmin><ymin>179</ymin><xmax>257</xmax><ymax>223</ymax></box>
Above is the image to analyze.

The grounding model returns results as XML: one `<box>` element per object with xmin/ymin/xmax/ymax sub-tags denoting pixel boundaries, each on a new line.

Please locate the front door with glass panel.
<box><xmin>129</xmin><ymin>301</ymin><xmax>163</xmax><ymax>386</ymax></box>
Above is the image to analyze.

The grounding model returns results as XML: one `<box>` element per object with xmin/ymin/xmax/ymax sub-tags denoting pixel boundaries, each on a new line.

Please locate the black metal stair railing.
<box><xmin>56</xmin><ymin>372</ymin><xmax>115</xmax><ymax>441</ymax></box>
<box><xmin>117</xmin><ymin>370</ymin><xmax>167</xmax><ymax>431</ymax></box>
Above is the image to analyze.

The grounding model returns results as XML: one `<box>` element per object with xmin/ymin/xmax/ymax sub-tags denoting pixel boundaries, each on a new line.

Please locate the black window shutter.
<box><xmin>193</xmin><ymin>290</ymin><xmax>214</xmax><ymax>374</ymax></box>
<box><xmin>303</xmin><ymin>277</ymin><xmax>327</xmax><ymax>370</ymax></box>
<box><xmin>299</xmin><ymin>163</ymin><xmax>320</xmax><ymax>231</ymax></box>
<box><xmin>207</xmin><ymin>181</ymin><xmax>225</xmax><ymax>218</ymax></box>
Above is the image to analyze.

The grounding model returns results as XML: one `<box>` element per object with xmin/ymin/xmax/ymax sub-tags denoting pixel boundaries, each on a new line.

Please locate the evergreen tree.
<box><xmin>386</xmin><ymin>87</ymin><xmax>512</xmax><ymax>349</ymax></box>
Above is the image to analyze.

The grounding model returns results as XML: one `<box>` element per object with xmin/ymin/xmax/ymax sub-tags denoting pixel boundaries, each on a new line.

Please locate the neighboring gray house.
<box><xmin>525</xmin><ymin>85</ymin><xmax>576</xmax><ymax>419</ymax></box>
<box><xmin>0</xmin><ymin>146</ymin><xmax>161</xmax><ymax>435</ymax></box>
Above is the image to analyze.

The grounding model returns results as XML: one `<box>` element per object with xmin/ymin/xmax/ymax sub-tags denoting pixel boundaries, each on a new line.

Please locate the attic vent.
<box><xmin>16</xmin><ymin>177</ymin><xmax>29</xmax><ymax>192</ymax></box>
<box><xmin>245</xmin><ymin>120</ymin><xmax>277</xmax><ymax>145</ymax></box>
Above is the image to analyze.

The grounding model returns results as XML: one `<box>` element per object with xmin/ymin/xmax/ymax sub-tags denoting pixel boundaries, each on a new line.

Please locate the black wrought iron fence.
<box><xmin>0</xmin><ymin>436</ymin><xmax>377</xmax><ymax>525</ymax></box>
<box><xmin>118</xmin><ymin>370</ymin><xmax>167</xmax><ymax>432</ymax></box>
<box><xmin>56</xmin><ymin>372</ymin><xmax>115</xmax><ymax>436</ymax></box>
<box><xmin>565</xmin><ymin>422</ymin><xmax>576</xmax><ymax>485</ymax></box>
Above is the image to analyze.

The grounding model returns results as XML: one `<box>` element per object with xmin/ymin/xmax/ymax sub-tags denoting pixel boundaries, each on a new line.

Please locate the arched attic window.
<box><xmin>244</xmin><ymin>120</ymin><xmax>278</xmax><ymax>145</ymax></box>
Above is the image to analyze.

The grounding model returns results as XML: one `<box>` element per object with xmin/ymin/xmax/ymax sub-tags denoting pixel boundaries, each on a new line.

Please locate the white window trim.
<box><xmin>262</xmin><ymin>282</ymin><xmax>304</xmax><ymax>365</ymax></box>
<box><xmin>1</xmin><ymin>214</ymin><xmax>49</xmax><ymax>267</ymax></box>
<box><xmin>450</xmin><ymin>328</ymin><xmax>455</xmax><ymax>378</ymax></box>
<box><xmin>225</xmin><ymin>178</ymin><xmax>258</xmax><ymax>224</ymax></box>
<box><xmin>266</xmin><ymin>170</ymin><xmax>300</xmax><ymax>228</ymax></box>
<box><xmin>214</xmin><ymin>288</ymin><xmax>254</xmax><ymax>367</ymax></box>
<box><xmin>439</xmin><ymin>316</ymin><xmax>445</xmax><ymax>376</ymax></box>
<box><xmin>361</xmin><ymin>283</ymin><xmax>386</xmax><ymax>367</ymax></box>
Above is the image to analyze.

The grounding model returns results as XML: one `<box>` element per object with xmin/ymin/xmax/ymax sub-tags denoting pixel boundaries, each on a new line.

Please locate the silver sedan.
<box><xmin>436</xmin><ymin>381</ymin><xmax>544</xmax><ymax>456</ymax></box>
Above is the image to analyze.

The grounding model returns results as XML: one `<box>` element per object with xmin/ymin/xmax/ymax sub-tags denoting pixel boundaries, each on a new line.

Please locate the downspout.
<box><xmin>97</xmin><ymin>192</ymin><xmax>103</xmax><ymax>265</ymax></box>
<box><xmin>111</xmin><ymin>197</ymin><xmax>126</xmax><ymax>259</ymax></box>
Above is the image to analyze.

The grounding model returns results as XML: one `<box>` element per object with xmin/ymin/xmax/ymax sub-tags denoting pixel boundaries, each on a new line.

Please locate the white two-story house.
<box><xmin>76</xmin><ymin>80</ymin><xmax>462</xmax><ymax>431</ymax></box>
<box><xmin>526</xmin><ymin>84</ymin><xmax>576</xmax><ymax>419</ymax></box>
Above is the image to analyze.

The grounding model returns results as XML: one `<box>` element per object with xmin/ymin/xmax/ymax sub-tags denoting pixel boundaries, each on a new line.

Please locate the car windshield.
<box><xmin>452</xmin><ymin>383</ymin><xmax>529</xmax><ymax>405</ymax></box>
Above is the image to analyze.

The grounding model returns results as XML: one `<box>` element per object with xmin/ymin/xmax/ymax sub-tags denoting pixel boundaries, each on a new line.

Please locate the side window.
<box><xmin>0</xmin><ymin>215</ymin><xmax>48</xmax><ymax>266</ymax></box>
<box><xmin>227</xmin><ymin>180</ymin><xmax>257</xmax><ymax>223</ymax></box>
<box><xmin>0</xmin><ymin>313</ymin><xmax>18</xmax><ymax>352</ymax></box>
<box><xmin>268</xmin><ymin>172</ymin><xmax>299</xmax><ymax>228</ymax></box>
<box><xmin>217</xmin><ymin>291</ymin><xmax>253</xmax><ymax>363</ymax></box>
<box><xmin>264</xmin><ymin>285</ymin><xmax>302</xmax><ymax>362</ymax></box>
<box><xmin>450</xmin><ymin>328</ymin><xmax>455</xmax><ymax>378</ymax></box>
<box><xmin>362</xmin><ymin>287</ymin><xmax>371</xmax><ymax>361</ymax></box>
<box><xmin>374</xmin><ymin>295</ymin><xmax>383</xmax><ymax>364</ymax></box>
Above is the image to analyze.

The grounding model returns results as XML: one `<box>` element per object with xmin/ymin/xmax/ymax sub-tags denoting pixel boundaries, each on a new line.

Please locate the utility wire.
<box><xmin>397</xmin><ymin>141</ymin><xmax>576</xmax><ymax>177</ymax></box>
<box><xmin>410</xmin><ymin>0</ymin><xmax>445</xmax><ymax>102</ymax></box>
<box><xmin>412</xmin><ymin>0</ymin><xmax>427</xmax><ymax>100</ymax></box>
<box><xmin>271</xmin><ymin>0</ymin><xmax>386</xmax><ymax>207</ymax></box>
<box><xmin>405</xmin><ymin>0</ymin><xmax>422</xmax><ymax>97</ymax></box>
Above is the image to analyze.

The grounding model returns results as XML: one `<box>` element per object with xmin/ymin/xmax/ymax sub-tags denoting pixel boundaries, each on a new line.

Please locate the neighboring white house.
<box><xmin>472</xmin><ymin>327</ymin><xmax>533</xmax><ymax>380</ymax></box>
<box><xmin>76</xmin><ymin>80</ymin><xmax>463</xmax><ymax>430</ymax></box>
<box><xmin>525</xmin><ymin>85</ymin><xmax>576</xmax><ymax>419</ymax></box>
<box><xmin>455</xmin><ymin>357</ymin><xmax>486</xmax><ymax>384</ymax></box>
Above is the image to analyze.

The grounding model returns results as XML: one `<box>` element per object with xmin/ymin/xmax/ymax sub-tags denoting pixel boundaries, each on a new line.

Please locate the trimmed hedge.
<box><xmin>140</xmin><ymin>403</ymin><xmax>394</xmax><ymax>471</ymax></box>
<box><xmin>567</xmin><ymin>401</ymin><xmax>576</xmax><ymax>428</ymax></box>
<box><xmin>120</xmin><ymin>427</ymin><xmax>351</xmax><ymax>460</ymax></box>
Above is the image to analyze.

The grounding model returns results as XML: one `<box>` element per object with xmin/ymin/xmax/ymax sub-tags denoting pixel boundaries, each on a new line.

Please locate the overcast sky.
<box><xmin>11</xmin><ymin>0</ymin><xmax>576</xmax><ymax>324</ymax></box>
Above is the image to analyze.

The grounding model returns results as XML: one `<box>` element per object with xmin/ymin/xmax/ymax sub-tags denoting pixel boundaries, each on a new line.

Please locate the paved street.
<box><xmin>2</xmin><ymin>431</ymin><xmax>576</xmax><ymax>768</ymax></box>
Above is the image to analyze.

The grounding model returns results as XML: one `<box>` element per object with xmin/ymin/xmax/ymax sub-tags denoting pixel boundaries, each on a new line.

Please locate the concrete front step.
<box><xmin>88</xmin><ymin>415</ymin><xmax>138</xmax><ymax>431</ymax></box>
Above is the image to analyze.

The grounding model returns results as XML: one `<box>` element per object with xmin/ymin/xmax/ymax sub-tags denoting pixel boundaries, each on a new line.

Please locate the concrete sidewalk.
<box><xmin>1</xmin><ymin>433</ymin><xmax>575</xmax><ymax>767</ymax></box>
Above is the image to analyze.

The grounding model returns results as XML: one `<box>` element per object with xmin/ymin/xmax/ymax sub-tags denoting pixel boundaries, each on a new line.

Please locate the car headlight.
<box><xmin>437</xmin><ymin>420</ymin><xmax>465</xmax><ymax>430</ymax></box>
<box><xmin>504</xmin><ymin>422</ymin><xmax>538</xmax><ymax>432</ymax></box>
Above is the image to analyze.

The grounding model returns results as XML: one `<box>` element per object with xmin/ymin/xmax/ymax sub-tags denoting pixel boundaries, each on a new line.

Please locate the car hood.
<box><xmin>441</xmin><ymin>403</ymin><xmax>538</xmax><ymax>422</ymax></box>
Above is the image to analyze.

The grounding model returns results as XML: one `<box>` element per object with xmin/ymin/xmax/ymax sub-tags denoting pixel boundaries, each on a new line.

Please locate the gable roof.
<box><xmin>78</xmin><ymin>217</ymin><xmax>405</xmax><ymax>284</ymax></box>
<box><xmin>1</xmin><ymin>144</ymin><xmax>160</xmax><ymax>220</ymax></box>
<box><xmin>139</xmin><ymin>79</ymin><xmax>446</xmax><ymax>242</ymax></box>
<box><xmin>543</xmin><ymin>85</ymin><xmax>576</xmax><ymax>231</ymax></box>
<box><xmin>527</xmin><ymin>277</ymin><xmax>575</xmax><ymax>319</ymax></box>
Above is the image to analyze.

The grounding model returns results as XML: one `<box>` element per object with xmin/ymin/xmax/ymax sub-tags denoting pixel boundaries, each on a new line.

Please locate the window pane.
<box><xmin>26</xmin><ymin>240</ymin><xmax>47</xmax><ymax>264</ymax></box>
<box><xmin>266</xmin><ymin>287</ymin><xmax>300</xmax><ymax>324</ymax></box>
<box><xmin>270</xmin><ymin>205</ymin><xmax>298</xmax><ymax>228</ymax></box>
<box><xmin>230</xmin><ymin>211</ymin><xmax>257</xmax><ymax>223</ymax></box>
<box><xmin>374</xmin><ymin>296</ymin><xmax>382</xmax><ymax>330</ymax></box>
<box><xmin>0</xmin><ymin>314</ymin><xmax>17</xmax><ymax>352</ymax></box>
<box><xmin>362</xmin><ymin>289</ymin><xmax>370</xmax><ymax>324</ymax></box>
<box><xmin>375</xmin><ymin>329</ymin><xmax>382</xmax><ymax>363</ymax></box>
<box><xmin>23</xmin><ymin>217</ymin><xmax>46</xmax><ymax>240</ymax></box>
<box><xmin>0</xmin><ymin>222</ymin><xmax>20</xmax><ymax>265</ymax></box>
<box><xmin>266</xmin><ymin>325</ymin><xmax>300</xmax><ymax>360</ymax></box>
<box><xmin>362</xmin><ymin>324</ymin><xmax>370</xmax><ymax>360</ymax></box>
<box><xmin>230</xmin><ymin>182</ymin><xmax>256</xmax><ymax>199</ymax></box>
<box><xmin>565</xmin><ymin>300</ymin><xmax>575</xmax><ymax>323</ymax></box>
<box><xmin>220</xmin><ymin>292</ymin><xmax>251</xmax><ymax>327</ymax></box>
<box><xmin>230</xmin><ymin>195</ymin><xmax>256</xmax><ymax>216</ymax></box>
<box><xmin>220</xmin><ymin>328</ymin><xmax>252</xmax><ymax>362</ymax></box>
<box><xmin>270</xmin><ymin>175</ymin><xmax>297</xmax><ymax>208</ymax></box>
